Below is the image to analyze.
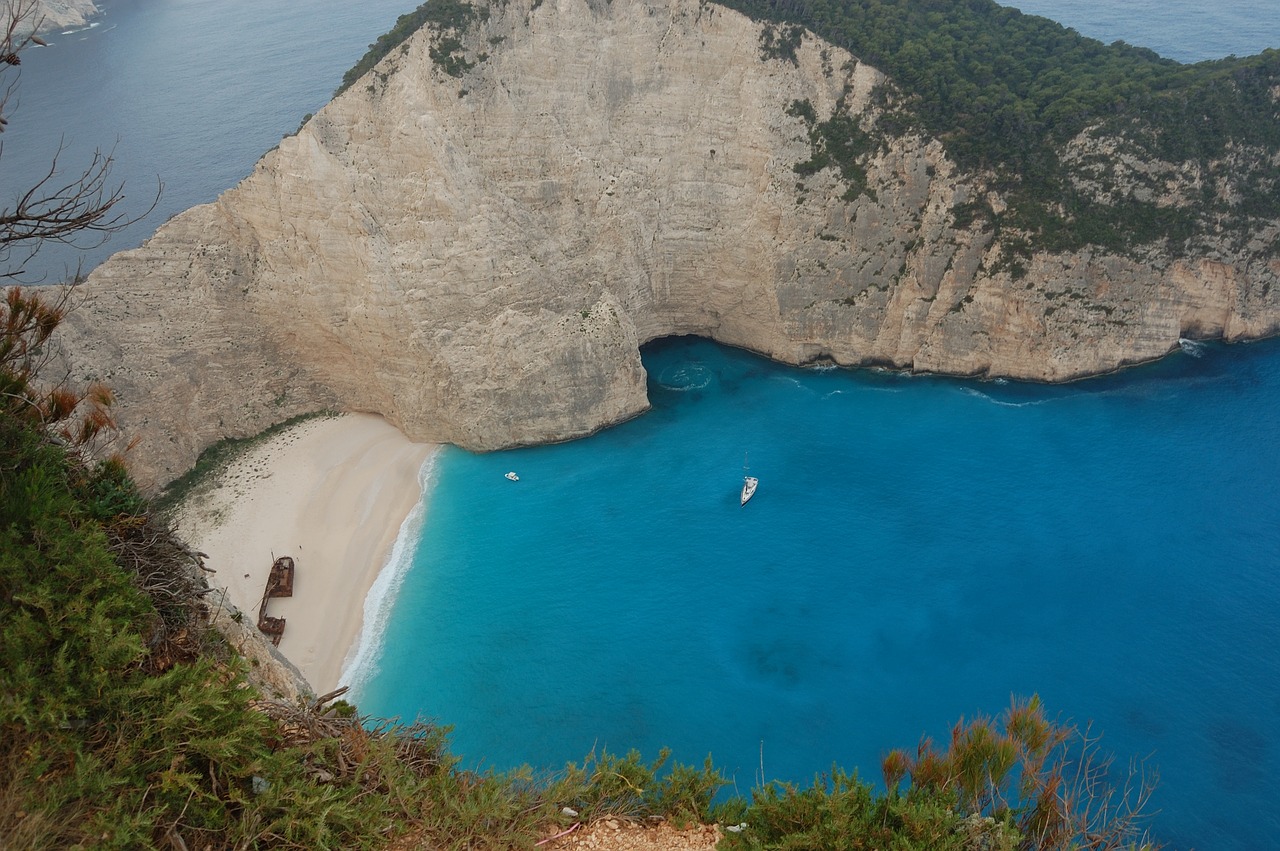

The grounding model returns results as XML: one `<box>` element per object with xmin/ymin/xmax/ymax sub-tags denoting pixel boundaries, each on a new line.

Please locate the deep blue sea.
<box><xmin>1008</xmin><ymin>0</ymin><xmax>1279</xmax><ymax>63</ymax></box>
<box><xmin>355</xmin><ymin>337</ymin><xmax>1280</xmax><ymax>850</ymax></box>
<box><xmin>4</xmin><ymin>1</ymin><xmax>1279</xmax><ymax>848</ymax></box>
<box><xmin>0</xmin><ymin>0</ymin><xmax>418</xmax><ymax>283</ymax></box>
<box><xmin>343</xmin><ymin>7</ymin><xmax>1280</xmax><ymax>850</ymax></box>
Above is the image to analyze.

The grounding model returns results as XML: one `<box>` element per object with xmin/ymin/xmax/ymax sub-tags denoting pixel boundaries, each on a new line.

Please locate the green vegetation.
<box><xmin>153</xmin><ymin>411</ymin><xmax>336</xmax><ymax>515</ymax></box>
<box><xmin>336</xmin><ymin>0</ymin><xmax>490</xmax><ymax>95</ymax></box>
<box><xmin>2</xmin><ymin>4</ymin><xmax>1169</xmax><ymax>845</ymax></box>
<box><xmin>1</xmin><ymin>291</ymin><xmax>1163</xmax><ymax>850</ymax></box>
<box><xmin>719</xmin><ymin>697</ymin><xmax>1159</xmax><ymax>850</ymax></box>
<box><xmin>3</xmin><ymin>291</ymin><xmax>427</xmax><ymax>848</ymax></box>
<box><xmin>759</xmin><ymin>22</ymin><xmax>806</xmax><ymax>64</ymax></box>
<box><xmin>725</xmin><ymin>0</ymin><xmax>1280</xmax><ymax>254</ymax></box>
<box><xmin>789</xmin><ymin>97</ymin><xmax>879</xmax><ymax>200</ymax></box>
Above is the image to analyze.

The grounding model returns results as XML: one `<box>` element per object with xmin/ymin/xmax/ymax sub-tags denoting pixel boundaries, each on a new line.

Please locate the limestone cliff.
<box><xmin>54</xmin><ymin>0</ymin><xmax>1280</xmax><ymax>489</ymax></box>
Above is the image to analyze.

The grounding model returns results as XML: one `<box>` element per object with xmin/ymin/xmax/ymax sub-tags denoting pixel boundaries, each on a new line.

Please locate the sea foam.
<box><xmin>339</xmin><ymin>449</ymin><xmax>440</xmax><ymax>696</ymax></box>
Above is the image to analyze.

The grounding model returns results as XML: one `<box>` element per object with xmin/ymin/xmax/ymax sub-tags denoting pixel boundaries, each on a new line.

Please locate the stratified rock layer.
<box><xmin>55</xmin><ymin>0</ymin><xmax>1280</xmax><ymax>488</ymax></box>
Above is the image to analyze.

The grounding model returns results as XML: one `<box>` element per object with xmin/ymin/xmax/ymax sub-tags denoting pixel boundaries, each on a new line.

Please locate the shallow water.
<box><xmin>357</xmin><ymin>336</ymin><xmax>1280</xmax><ymax>850</ymax></box>
<box><xmin>341</xmin><ymin>6</ymin><xmax>1280</xmax><ymax>849</ymax></box>
<box><xmin>6</xmin><ymin>1</ymin><xmax>1280</xmax><ymax>848</ymax></box>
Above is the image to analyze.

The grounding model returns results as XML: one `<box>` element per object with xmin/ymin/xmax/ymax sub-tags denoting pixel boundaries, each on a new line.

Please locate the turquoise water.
<box><xmin>5</xmin><ymin>0</ymin><xmax>1277</xmax><ymax>847</ymax></box>
<box><xmin>346</xmin><ymin>8</ymin><xmax>1280</xmax><ymax>849</ymax></box>
<box><xmin>356</xmin><ymin>336</ymin><xmax>1280</xmax><ymax>850</ymax></box>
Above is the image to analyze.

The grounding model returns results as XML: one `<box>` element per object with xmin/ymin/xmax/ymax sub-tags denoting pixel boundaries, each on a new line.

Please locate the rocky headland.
<box><xmin>6</xmin><ymin>0</ymin><xmax>99</xmax><ymax>34</ymax></box>
<box><xmin>51</xmin><ymin>0</ymin><xmax>1280</xmax><ymax>489</ymax></box>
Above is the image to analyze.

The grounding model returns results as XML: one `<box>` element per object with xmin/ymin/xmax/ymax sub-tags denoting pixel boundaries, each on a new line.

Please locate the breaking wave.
<box><xmin>339</xmin><ymin>450</ymin><xmax>440</xmax><ymax>695</ymax></box>
<box><xmin>960</xmin><ymin>386</ymin><xmax>1056</xmax><ymax>408</ymax></box>
<box><xmin>1179</xmin><ymin>337</ymin><xmax>1207</xmax><ymax>358</ymax></box>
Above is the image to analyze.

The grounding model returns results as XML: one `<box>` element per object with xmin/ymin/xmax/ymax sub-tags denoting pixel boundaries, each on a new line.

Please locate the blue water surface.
<box><xmin>1009</xmin><ymin>0</ymin><xmax>1279</xmax><ymax>63</ymax></box>
<box><xmin>0</xmin><ymin>0</ymin><xmax>418</xmax><ymax>282</ymax></box>
<box><xmin>5</xmin><ymin>0</ymin><xmax>1279</xmax><ymax>848</ymax></box>
<box><xmin>358</xmin><ymin>336</ymin><xmax>1280</xmax><ymax>851</ymax></box>
<box><xmin>347</xmin><ymin>9</ymin><xmax>1280</xmax><ymax>847</ymax></box>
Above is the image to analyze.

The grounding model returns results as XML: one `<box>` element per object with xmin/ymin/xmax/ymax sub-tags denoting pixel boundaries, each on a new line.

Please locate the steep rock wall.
<box><xmin>54</xmin><ymin>0</ymin><xmax>1280</xmax><ymax>488</ymax></box>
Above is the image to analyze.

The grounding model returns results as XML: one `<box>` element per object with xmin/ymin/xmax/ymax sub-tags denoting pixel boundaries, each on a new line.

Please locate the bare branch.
<box><xmin>1</xmin><ymin>1</ymin><xmax>46</xmax><ymax>123</ymax></box>
<box><xmin>1</xmin><ymin>0</ymin><xmax>161</xmax><ymax>283</ymax></box>
<box><xmin>1</xmin><ymin>1</ymin><xmax>47</xmax><ymax>64</ymax></box>
<box><xmin>2</xmin><ymin>144</ymin><xmax>124</xmax><ymax>246</ymax></box>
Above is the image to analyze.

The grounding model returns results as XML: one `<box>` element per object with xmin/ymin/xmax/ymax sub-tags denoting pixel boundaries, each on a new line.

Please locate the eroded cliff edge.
<box><xmin>54</xmin><ymin>0</ymin><xmax>1280</xmax><ymax>488</ymax></box>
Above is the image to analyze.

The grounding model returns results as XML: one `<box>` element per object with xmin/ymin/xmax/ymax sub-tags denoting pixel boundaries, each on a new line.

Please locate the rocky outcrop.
<box><xmin>53</xmin><ymin>0</ymin><xmax>1280</xmax><ymax>489</ymax></box>
<box><xmin>207</xmin><ymin>592</ymin><xmax>313</xmax><ymax>703</ymax></box>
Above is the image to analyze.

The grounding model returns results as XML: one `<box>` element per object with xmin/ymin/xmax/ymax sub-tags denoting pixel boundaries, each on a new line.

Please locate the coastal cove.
<box><xmin>356</xmin><ymin>335</ymin><xmax>1280</xmax><ymax>851</ymax></box>
<box><xmin>5</xmin><ymin>0</ymin><xmax>1279</xmax><ymax>848</ymax></box>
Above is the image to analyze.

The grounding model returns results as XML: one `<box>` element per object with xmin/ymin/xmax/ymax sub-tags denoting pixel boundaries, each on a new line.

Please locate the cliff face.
<box><xmin>55</xmin><ymin>0</ymin><xmax>1280</xmax><ymax>488</ymax></box>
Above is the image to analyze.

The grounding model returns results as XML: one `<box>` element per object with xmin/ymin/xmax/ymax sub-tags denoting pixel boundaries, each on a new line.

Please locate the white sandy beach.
<box><xmin>172</xmin><ymin>413</ymin><xmax>436</xmax><ymax>693</ymax></box>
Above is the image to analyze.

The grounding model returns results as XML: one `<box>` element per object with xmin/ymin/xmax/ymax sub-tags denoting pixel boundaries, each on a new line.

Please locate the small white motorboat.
<box><xmin>740</xmin><ymin>452</ymin><xmax>758</xmax><ymax>506</ymax></box>
<box><xmin>504</xmin><ymin>471</ymin><xmax>519</xmax><ymax>481</ymax></box>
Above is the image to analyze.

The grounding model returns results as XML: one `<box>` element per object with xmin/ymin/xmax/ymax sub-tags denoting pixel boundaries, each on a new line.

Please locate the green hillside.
<box><xmin>717</xmin><ymin>0</ymin><xmax>1280</xmax><ymax>254</ymax></box>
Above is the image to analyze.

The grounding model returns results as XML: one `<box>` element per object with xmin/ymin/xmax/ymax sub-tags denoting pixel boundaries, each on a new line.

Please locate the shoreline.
<box><xmin>338</xmin><ymin>450</ymin><xmax>437</xmax><ymax>694</ymax></box>
<box><xmin>171</xmin><ymin>413</ymin><xmax>437</xmax><ymax>693</ymax></box>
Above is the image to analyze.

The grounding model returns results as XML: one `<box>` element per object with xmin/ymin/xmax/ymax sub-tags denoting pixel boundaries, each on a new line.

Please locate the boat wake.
<box><xmin>960</xmin><ymin>386</ymin><xmax>1056</xmax><ymax>408</ymax></box>
<box><xmin>339</xmin><ymin>449</ymin><xmax>441</xmax><ymax>695</ymax></box>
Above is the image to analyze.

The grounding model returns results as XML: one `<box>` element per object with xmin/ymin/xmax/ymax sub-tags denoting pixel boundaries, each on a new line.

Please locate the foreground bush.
<box><xmin>2</xmin><ymin>288</ymin><xmax>1160</xmax><ymax>849</ymax></box>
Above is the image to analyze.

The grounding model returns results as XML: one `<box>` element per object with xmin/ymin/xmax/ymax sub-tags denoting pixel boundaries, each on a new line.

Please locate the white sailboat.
<box><xmin>740</xmin><ymin>455</ymin><xmax>758</xmax><ymax>506</ymax></box>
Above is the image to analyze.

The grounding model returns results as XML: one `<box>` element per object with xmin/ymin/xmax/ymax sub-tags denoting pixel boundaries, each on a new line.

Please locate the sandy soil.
<box><xmin>171</xmin><ymin>412</ymin><xmax>436</xmax><ymax>693</ymax></box>
<box><xmin>543</xmin><ymin>820</ymin><xmax>722</xmax><ymax>850</ymax></box>
<box><xmin>386</xmin><ymin>819</ymin><xmax>722</xmax><ymax>851</ymax></box>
